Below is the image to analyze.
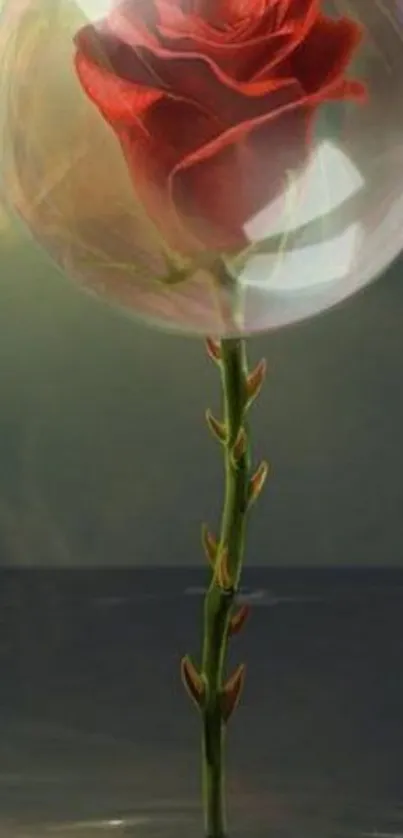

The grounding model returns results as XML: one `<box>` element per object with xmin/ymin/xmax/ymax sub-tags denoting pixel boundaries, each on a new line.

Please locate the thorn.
<box><xmin>231</xmin><ymin>426</ymin><xmax>247</xmax><ymax>466</ymax></box>
<box><xmin>228</xmin><ymin>604</ymin><xmax>250</xmax><ymax>637</ymax></box>
<box><xmin>205</xmin><ymin>338</ymin><xmax>221</xmax><ymax>363</ymax></box>
<box><xmin>215</xmin><ymin>546</ymin><xmax>232</xmax><ymax>592</ymax></box>
<box><xmin>246</xmin><ymin>359</ymin><xmax>267</xmax><ymax>409</ymax></box>
<box><xmin>180</xmin><ymin>655</ymin><xmax>206</xmax><ymax>709</ymax></box>
<box><xmin>205</xmin><ymin>409</ymin><xmax>227</xmax><ymax>444</ymax></box>
<box><xmin>221</xmin><ymin>663</ymin><xmax>246</xmax><ymax>722</ymax></box>
<box><xmin>248</xmin><ymin>460</ymin><xmax>269</xmax><ymax>507</ymax></box>
<box><xmin>201</xmin><ymin>524</ymin><xmax>218</xmax><ymax>568</ymax></box>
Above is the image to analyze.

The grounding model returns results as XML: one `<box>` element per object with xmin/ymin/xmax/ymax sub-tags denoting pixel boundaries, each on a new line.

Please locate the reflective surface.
<box><xmin>2</xmin><ymin>567</ymin><xmax>403</xmax><ymax>838</ymax></box>
<box><xmin>0</xmin><ymin>0</ymin><xmax>403</xmax><ymax>336</ymax></box>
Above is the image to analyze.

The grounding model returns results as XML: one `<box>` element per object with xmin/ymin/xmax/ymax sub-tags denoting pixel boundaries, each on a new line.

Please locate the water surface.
<box><xmin>1</xmin><ymin>567</ymin><xmax>403</xmax><ymax>838</ymax></box>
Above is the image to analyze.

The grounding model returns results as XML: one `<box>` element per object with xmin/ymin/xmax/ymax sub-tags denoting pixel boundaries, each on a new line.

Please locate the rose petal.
<box><xmin>114</xmin><ymin>84</ymin><xmax>309</xmax><ymax>254</ymax></box>
<box><xmin>106</xmin><ymin>0</ymin><xmax>320</xmax><ymax>89</ymax></box>
<box><xmin>106</xmin><ymin>10</ymin><xmax>279</xmax><ymax>92</ymax></box>
<box><xmin>193</xmin><ymin>0</ymin><xmax>266</xmax><ymax>27</ymax></box>
<box><xmin>156</xmin><ymin>21</ymin><xmax>293</xmax><ymax>81</ymax></box>
<box><xmin>276</xmin><ymin>0</ymin><xmax>319</xmax><ymax>32</ymax></box>
<box><xmin>168</xmin><ymin>87</ymin><xmax>314</xmax><ymax>251</ymax></box>
<box><xmin>100</xmin><ymin>5</ymin><xmax>299</xmax><ymax>94</ymax></box>
<box><xmin>154</xmin><ymin>1</ymin><xmax>307</xmax><ymax>80</ymax></box>
<box><xmin>74</xmin><ymin>24</ymin><xmax>167</xmax><ymax>92</ymax></box>
<box><xmin>116</xmin><ymin>96</ymin><xmax>228</xmax><ymax>253</ymax></box>
<box><xmin>289</xmin><ymin>14</ymin><xmax>365</xmax><ymax>94</ymax></box>
<box><xmin>171</xmin><ymin>112</ymin><xmax>313</xmax><ymax>251</ymax></box>
<box><xmin>76</xmin><ymin>19</ymin><xmax>305</xmax><ymax>129</ymax></box>
<box><xmin>73</xmin><ymin>0</ymin><xmax>367</xmax><ymax>257</ymax></box>
<box><xmin>108</xmin><ymin>2</ymin><xmax>159</xmax><ymax>48</ymax></box>
<box><xmin>251</xmin><ymin>0</ymin><xmax>322</xmax><ymax>80</ymax></box>
<box><xmin>74</xmin><ymin>45</ymin><xmax>163</xmax><ymax>125</ymax></box>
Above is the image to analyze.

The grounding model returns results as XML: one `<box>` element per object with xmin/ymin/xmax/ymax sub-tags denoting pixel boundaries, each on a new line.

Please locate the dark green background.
<box><xmin>0</xmin><ymin>215</ymin><xmax>402</xmax><ymax>567</ymax></box>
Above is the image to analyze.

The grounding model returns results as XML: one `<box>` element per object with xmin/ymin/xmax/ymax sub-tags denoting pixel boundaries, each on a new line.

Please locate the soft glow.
<box><xmin>0</xmin><ymin>0</ymin><xmax>403</xmax><ymax>336</ymax></box>
<box><xmin>244</xmin><ymin>140</ymin><xmax>364</xmax><ymax>243</ymax></box>
<box><xmin>76</xmin><ymin>0</ymin><xmax>114</xmax><ymax>16</ymax></box>
<box><xmin>241</xmin><ymin>141</ymin><xmax>364</xmax><ymax>293</ymax></box>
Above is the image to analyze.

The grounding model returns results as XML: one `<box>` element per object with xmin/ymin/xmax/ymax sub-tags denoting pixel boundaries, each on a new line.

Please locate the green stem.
<box><xmin>201</xmin><ymin>337</ymin><xmax>251</xmax><ymax>838</ymax></box>
<box><xmin>180</xmin><ymin>265</ymin><xmax>267</xmax><ymax>837</ymax></box>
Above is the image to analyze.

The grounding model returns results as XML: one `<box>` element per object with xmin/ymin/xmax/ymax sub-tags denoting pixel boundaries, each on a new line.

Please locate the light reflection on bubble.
<box><xmin>0</xmin><ymin>0</ymin><xmax>403</xmax><ymax>337</ymax></box>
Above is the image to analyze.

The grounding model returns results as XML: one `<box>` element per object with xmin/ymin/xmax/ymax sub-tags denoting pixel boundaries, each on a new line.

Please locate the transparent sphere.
<box><xmin>1</xmin><ymin>0</ymin><xmax>403</xmax><ymax>337</ymax></box>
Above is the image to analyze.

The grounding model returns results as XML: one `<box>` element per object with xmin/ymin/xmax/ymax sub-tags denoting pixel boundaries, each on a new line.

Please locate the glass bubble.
<box><xmin>1</xmin><ymin>0</ymin><xmax>403</xmax><ymax>337</ymax></box>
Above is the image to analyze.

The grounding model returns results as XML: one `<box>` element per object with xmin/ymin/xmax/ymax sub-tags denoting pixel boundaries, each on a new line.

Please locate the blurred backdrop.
<box><xmin>0</xmin><ymin>205</ymin><xmax>402</xmax><ymax>568</ymax></box>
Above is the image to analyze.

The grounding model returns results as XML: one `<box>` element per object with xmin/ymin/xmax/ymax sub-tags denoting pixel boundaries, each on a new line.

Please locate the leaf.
<box><xmin>205</xmin><ymin>337</ymin><xmax>222</xmax><ymax>363</ymax></box>
<box><xmin>215</xmin><ymin>546</ymin><xmax>232</xmax><ymax>592</ymax></box>
<box><xmin>231</xmin><ymin>427</ymin><xmax>247</xmax><ymax>466</ymax></box>
<box><xmin>228</xmin><ymin>604</ymin><xmax>250</xmax><ymax>637</ymax></box>
<box><xmin>246</xmin><ymin>359</ymin><xmax>267</xmax><ymax>409</ymax></box>
<box><xmin>180</xmin><ymin>655</ymin><xmax>206</xmax><ymax>709</ymax></box>
<box><xmin>221</xmin><ymin>663</ymin><xmax>246</xmax><ymax>722</ymax></box>
<box><xmin>248</xmin><ymin>461</ymin><xmax>269</xmax><ymax>507</ymax></box>
<box><xmin>201</xmin><ymin>524</ymin><xmax>218</xmax><ymax>568</ymax></box>
<box><xmin>205</xmin><ymin>410</ymin><xmax>227</xmax><ymax>444</ymax></box>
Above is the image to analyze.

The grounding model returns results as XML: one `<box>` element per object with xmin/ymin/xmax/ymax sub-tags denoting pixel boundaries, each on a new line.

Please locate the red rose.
<box><xmin>74</xmin><ymin>0</ymin><xmax>365</xmax><ymax>256</ymax></box>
